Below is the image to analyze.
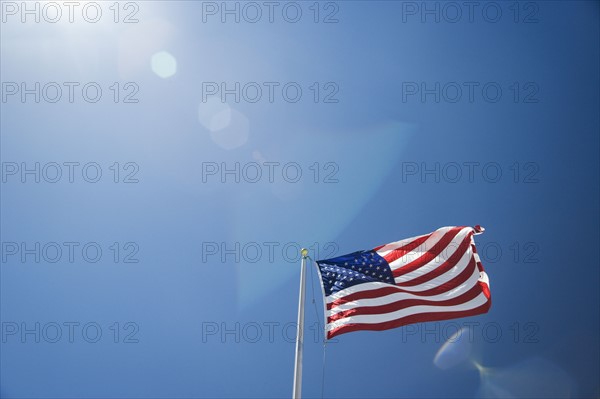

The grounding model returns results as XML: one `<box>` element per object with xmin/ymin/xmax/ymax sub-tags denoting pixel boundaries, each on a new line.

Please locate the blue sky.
<box><xmin>1</xmin><ymin>1</ymin><xmax>598</xmax><ymax>398</ymax></box>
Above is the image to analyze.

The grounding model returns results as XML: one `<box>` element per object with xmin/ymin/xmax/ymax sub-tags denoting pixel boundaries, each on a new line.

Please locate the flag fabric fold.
<box><xmin>315</xmin><ymin>226</ymin><xmax>491</xmax><ymax>339</ymax></box>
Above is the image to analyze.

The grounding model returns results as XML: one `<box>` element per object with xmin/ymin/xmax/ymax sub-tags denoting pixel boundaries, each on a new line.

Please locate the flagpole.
<box><xmin>292</xmin><ymin>248</ymin><xmax>308</xmax><ymax>399</ymax></box>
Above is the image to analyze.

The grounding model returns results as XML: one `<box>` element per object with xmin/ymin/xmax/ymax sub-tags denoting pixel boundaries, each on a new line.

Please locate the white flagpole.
<box><xmin>292</xmin><ymin>248</ymin><xmax>309</xmax><ymax>399</ymax></box>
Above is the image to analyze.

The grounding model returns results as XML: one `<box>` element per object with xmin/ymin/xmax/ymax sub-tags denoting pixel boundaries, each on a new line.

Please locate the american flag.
<box><xmin>316</xmin><ymin>226</ymin><xmax>491</xmax><ymax>339</ymax></box>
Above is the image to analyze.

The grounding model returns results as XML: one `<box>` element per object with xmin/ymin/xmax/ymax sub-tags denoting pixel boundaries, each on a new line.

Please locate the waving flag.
<box><xmin>316</xmin><ymin>226</ymin><xmax>491</xmax><ymax>339</ymax></box>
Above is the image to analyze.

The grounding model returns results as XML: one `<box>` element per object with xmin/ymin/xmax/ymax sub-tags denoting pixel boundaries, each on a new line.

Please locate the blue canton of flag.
<box><xmin>317</xmin><ymin>250</ymin><xmax>394</xmax><ymax>296</ymax></box>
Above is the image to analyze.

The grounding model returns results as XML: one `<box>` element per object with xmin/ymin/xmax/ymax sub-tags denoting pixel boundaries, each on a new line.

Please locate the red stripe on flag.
<box><xmin>379</xmin><ymin>235</ymin><xmax>430</xmax><ymax>263</ymax></box>
<box><xmin>397</xmin><ymin>233</ymin><xmax>473</xmax><ymax>287</ymax></box>
<box><xmin>327</xmin><ymin>284</ymin><xmax>483</xmax><ymax>323</ymax></box>
<box><xmin>327</xmin><ymin>300</ymin><xmax>492</xmax><ymax>339</ymax></box>
<box><xmin>392</xmin><ymin>227</ymin><xmax>463</xmax><ymax>277</ymax></box>
<box><xmin>326</xmin><ymin>256</ymin><xmax>477</xmax><ymax>310</ymax></box>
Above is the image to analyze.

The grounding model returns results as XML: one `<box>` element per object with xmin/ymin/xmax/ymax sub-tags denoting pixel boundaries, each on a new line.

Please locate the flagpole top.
<box><xmin>300</xmin><ymin>248</ymin><xmax>309</xmax><ymax>258</ymax></box>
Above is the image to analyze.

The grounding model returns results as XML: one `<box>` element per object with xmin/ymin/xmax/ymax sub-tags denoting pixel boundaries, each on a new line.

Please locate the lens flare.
<box><xmin>118</xmin><ymin>18</ymin><xmax>174</xmax><ymax>79</ymax></box>
<box><xmin>434</xmin><ymin>326</ymin><xmax>473</xmax><ymax>369</ymax></box>
<box><xmin>208</xmin><ymin>108</ymin><xmax>249</xmax><ymax>150</ymax></box>
<box><xmin>151</xmin><ymin>51</ymin><xmax>177</xmax><ymax>78</ymax></box>
<box><xmin>233</xmin><ymin>121</ymin><xmax>416</xmax><ymax>309</ymax></box>
<box><xmin>474</xmin><ymin>357</ymin><xmax>576</xmax><ymax>398</ymax></box>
